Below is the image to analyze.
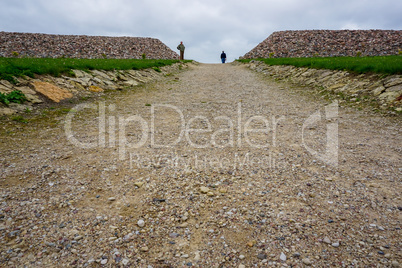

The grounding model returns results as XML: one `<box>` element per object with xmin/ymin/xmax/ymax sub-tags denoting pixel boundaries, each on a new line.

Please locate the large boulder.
<box><xmin>32</xmin><ymin>81</ymin><xmax>73</xmax><ymax>102</ymax></box>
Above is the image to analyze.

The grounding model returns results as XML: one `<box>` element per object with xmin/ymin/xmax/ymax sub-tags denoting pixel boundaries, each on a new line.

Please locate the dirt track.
<box><xmin>0</xmin><ymin>63</ymin><xmax>401</xmax><ymax>267</ymax></box>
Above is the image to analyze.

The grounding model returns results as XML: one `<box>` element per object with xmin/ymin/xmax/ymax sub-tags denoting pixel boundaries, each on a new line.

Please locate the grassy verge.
<box><xmin>0</xmin><ymin>90</ymin><xmax>27</xmax><ymax>105</ymax></box>
<box><xmin>0</xmin><ymin>58</ymin><xmax>191</xmax><ymax>83</ymax></box>
<box><xmin>237</xmin><ymin>55</ymin><xmax>402</xmax><ymax>75</ymax></box>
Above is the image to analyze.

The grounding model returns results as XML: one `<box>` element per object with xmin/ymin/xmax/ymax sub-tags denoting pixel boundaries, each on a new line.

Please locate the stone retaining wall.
<box><xmin>244</xmin><ymin>61</ymin><xmax>402</xmax><ymax>112</ymax></box>
<box><xmin>243</xmin><ymin>30</ymin><xmax>402</xmax><ymax>59</ymax></box>
<box><xmin>0</xmin><ymin>32</ymin><xmax>179</xmax><ymax>59</ymax></box>
<box><xmin>0</xmin><ymin>63</ymin><xmax>191</xmax><ymax>116</ymax></box>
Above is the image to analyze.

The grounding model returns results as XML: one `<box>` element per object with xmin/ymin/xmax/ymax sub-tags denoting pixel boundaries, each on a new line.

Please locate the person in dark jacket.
<box><xmin>220</xmin><ymin>51</ymin><xmax>227</xmax><ymax>63</ymax></box>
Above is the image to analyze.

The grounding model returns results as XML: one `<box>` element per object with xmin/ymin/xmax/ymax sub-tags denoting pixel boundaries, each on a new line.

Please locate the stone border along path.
<box><xmin>0</xmin><ymin>63</ymin><xmax>401</xmax><ymax>267</ymax></box>
<box><xmin>244</xmin><ymin>61</ymin><xmax>402</xmax><ymax>113</ymax></box>
<box><xmin>0</xmin><ymin>63</ymin><xmax>188</xmax><ymax>116</ymax></box>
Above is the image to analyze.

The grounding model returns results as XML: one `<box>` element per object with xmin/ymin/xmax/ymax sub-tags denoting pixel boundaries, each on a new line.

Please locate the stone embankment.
<box><xmin>243</xmin><ymin>30</ymin><xmax>402</xmax><ymax>59</ymax></box>
<box><xmin>0</xmin><ymin>32</ymin><xmax>178</xmax><ymax>59</ymax></box>
<box><xmin>244</xmin><ymin>61</ymin><xmax>402</xmax><ymax>112</ymax></box>
<box><xmin>0</xmin><ymin>63</ymin><xmax>190</xmax><ymax>116</ymax></box>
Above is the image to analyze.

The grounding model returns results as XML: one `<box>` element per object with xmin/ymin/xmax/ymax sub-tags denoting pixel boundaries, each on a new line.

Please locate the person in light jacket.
<box><xmin>177</xmin><ymin>41</ymin><xmax>185</xmax><ymax>60</ymax></box>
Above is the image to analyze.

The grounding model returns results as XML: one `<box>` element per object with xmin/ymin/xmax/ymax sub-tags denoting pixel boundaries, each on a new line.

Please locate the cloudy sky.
<box><xmin>1</xmin><ymin>0</ymin><xmax>401</xmax><ymax>63</ymax></box>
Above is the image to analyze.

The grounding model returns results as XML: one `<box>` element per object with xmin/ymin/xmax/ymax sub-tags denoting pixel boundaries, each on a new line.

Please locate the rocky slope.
<box><xmin>243</xmin><ymin>30</ymin><xmax>402</xmax><ymax>59</ymax></box>
<box><xmin>0</xmin><ymin>32</ymin><xmax>178</xmax><ymax>59</ymax></box>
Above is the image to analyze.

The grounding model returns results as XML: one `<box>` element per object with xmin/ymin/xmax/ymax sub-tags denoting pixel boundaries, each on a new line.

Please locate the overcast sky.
<box><xmin>1</xmin><ymin>0</ymin><xmax>401</xmax><ymax>63</ymax></box>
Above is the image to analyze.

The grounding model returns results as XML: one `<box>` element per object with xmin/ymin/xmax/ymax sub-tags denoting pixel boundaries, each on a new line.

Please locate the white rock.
<box><xmin>134</xmin><ymin>182</ymin><xmax>144</xmax><ymax>188</ymax></box>
<box><xmin>302</xmin><ymin>258</ymin><xmax>312</xmax><ymax>265</ymax></box>
<box><xmin>179</xmin><ymin>222</ymin><xmax>188</xmax><ymax>228</ymax></box>
<box><xmin>200</xmin><ymin>186</ymin><xmax>209</xmax><ymax>194</ymax></box>
<box><xmin>194</xmin><ymin>251</ymin><xmax>201</xmax><ymax>261</ymax></box>
<box><xmin>323</xmin><ymin>237</ymin><xmax>331</xmax><ymax>244</ymax></box>
<box><xmin>280</xmin><ymin>252</ymin><xmax>286</xmax><ymax>261</ymax></box>
<box><xmin>137</xmin><ymin>219</ymin><xmax>145</xmax><ymax>228</ymax></box>
<box><xmin>100</xmin><ymin>259</ymin><xmax>108</xmax><ymax>265</ymax></box>
<box><xmin>122</xmin><ymin>258</ymin><xmax>129</xmax><ymax>265</ymax></box>
<box><xmin>0</xmin><ymin>107</ymin><xmax>16</xmax><ymax>116</ymax></box>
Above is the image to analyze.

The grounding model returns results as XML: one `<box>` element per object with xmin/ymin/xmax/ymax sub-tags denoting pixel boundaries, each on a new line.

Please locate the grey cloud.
<box><xmin>0</xmin><ymin>0</ymin><xmax>401</xmax><ymax>63</ymax></box>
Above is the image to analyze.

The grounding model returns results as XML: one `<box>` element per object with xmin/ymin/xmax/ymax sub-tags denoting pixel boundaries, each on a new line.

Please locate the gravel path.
<box><xmin>0</xmin><ymin>63</ymin><xmax>401</xmax><ymax>267</ymax></box>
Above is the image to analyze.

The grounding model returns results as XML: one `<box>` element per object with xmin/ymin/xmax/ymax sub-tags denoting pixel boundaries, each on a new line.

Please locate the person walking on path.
<box><xmin>221</xmin><ymin>51</ymin><xmax>227</xmax><ymax>63</ymax></box>
<box><xmin>177</xmin><ymin>41</ymin><xmax>185</xmax><ymax>60</ymax></box>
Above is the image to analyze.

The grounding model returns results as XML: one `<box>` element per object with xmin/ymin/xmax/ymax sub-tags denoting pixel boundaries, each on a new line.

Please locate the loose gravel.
<box><xmin>0</xmin><ymin>63</ymin><xmax>401</xmax><ymax>267</ymax></box>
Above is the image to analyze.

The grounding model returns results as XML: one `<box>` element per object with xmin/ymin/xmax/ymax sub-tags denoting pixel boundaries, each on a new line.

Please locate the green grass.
<box><xmin>238</xmin><ymin>55</ymin><xmax>402</xmax><ymax>75</ymax></box>
<box><xmin>11</xmin><ymin>115</ymin><xmax>28</xmax><ymax>123</ymax></box>
<box><xmin>0</xmin><ymin>90</ymin><xmax>28</xmax><ymax>105</ymax></box>
<box><xmin>0</xmin><ymin>58</ymin><xmax>191</xmax><ymax>83</ymax></box>
<box><xmin>152</xmin><ymin>67</ymin><xmax>162</xmax><ymax>73</ymax></box>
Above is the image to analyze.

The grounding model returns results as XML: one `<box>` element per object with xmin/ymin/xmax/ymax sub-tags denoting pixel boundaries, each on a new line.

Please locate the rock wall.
<box><xmin>243</xmin><ymin>30</ymin><xmax>402</xmax><ymax>59</ymax></box>
<box><xmin>0</xmin><ymin>32</ymin><xmax>179</xmax><ymax>59</ymax></box>
<box><xmin>0</xmin><ymin>63</ymin><xmax>191</xmax><ymax>116</ymax></box>
<box><xmin>244</xmin><ymin>61</ymin><xmax>402</xmax><ymax>112</ymax></box>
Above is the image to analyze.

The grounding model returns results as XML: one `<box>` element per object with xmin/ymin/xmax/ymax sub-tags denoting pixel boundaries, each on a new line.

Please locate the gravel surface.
<box><xmin>0</xmin><ymin>63</ymin><xmax>401</xmax><ymax>267</ymax></box>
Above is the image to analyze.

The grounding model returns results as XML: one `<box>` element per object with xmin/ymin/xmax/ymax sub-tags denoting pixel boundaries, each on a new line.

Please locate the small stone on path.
<box><xmin>302</xmin><ymin>258</ymin><xmax>312</xmax><ymax>265</ymax></box>
<box><xmin>257</xmin><ymin>253</ymin><xmax>267</xmax><ymax>260</ymax></box>
<box><xmin>137</xmin><ymin>219</ymin><xmax>145</xmax><ymax>227</ymax></box>
<box><xmin>200</xmin><ymin>186</ymin><xmax>209</xmax><ymax>194</ymax></box>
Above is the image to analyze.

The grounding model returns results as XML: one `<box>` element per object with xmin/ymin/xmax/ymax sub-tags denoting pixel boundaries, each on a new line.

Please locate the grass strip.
<box><xmin>0</xmin><ymin>58</ymin><xmax>191</xmax><ymax>83</ymax></box>
<box><xmin>238</xmin><ymin>55</ymin><xmax>401</xmax><ymax>75</ymax></box>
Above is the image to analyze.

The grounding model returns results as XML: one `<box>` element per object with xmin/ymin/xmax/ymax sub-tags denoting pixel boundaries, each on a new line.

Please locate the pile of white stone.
<box><xmin>0</xmin><ymin>32</ymin><xmax>179</xmax><ymax>59</ymax></box>
<box><xmin>243</xmin><ymin>30</ymin><xmax>402</xmax><ymax>59</ymax></box>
